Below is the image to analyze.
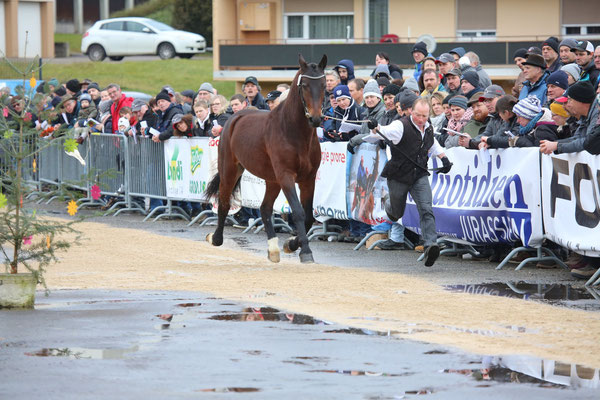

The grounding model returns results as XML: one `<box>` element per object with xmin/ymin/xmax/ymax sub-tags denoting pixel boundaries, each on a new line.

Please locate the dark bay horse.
<box><xmin>204</xmin><ymin>54</ymin><xmax>327</xmax><ymax>263</ymax></box>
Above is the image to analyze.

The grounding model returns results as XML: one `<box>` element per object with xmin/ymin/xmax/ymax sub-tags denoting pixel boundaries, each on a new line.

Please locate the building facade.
<box><xmin>1</xmin><ymin>0</ymin><xmax>55</xmax><ymax>58</ymax></box>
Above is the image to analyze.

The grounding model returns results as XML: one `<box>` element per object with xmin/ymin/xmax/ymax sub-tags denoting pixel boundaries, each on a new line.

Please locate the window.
<box><xmin>101</xmin><ymin>21</ymin><xmax>124</xmax><ymax>31</ymax></box>
<box><xmin>456</xmin><ymin>0</ymin><xmax>496</xmax><ymax>36</ymax></box>
<box><xmin>563</xmin><ymin>25</ymin><xmax>600</xmax><ymax>36</ymax></box>
<box><xmin>126</xmin><ymin>22</ymin><xmax>149</xmax><ymax>33</ymax></box>
<box><xmin>457</xmin><ymin>30</ymin><xmax>496</xmax><ymax>38</ymax></box>
<box><xmin>285</xmin><ymin>14</ymin><xmax>354</xmax><ymax>41</ymax></box>
<box><xmin>368</xmin><ymin>0</ymin><xmax>388</xmax><ymax>41</ymax></box>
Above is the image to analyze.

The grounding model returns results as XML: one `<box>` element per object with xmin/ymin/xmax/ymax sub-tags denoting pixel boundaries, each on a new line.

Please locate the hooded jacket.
<box><xmin>487</xmin><ymin>108</ymin><xmax>557</xmax><ymax>148</ymax></box>
<box><xmin>324</xmin><ymin>99</ymin><xmax>365</xmax><ymax>142</ymax></box>
<box><xmin>334</xmin><ymin>59</ymin><xmax>355</xmax><ymax>85</ymax></box>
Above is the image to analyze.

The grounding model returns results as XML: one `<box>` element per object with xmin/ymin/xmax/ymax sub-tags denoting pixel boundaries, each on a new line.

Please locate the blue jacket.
<box><xmin>334</xmin><ymin>59</ymin><xmax>355</xmax><ymax>85</ymax></box>
<box><xmin>519</xmin><ymin>70</ymin><xmax>550</xmax><ymax>106</ymax></box>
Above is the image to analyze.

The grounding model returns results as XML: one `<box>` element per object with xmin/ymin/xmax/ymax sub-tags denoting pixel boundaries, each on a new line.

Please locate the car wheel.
<box><xmin>109</xmin><ymin>56</ymin><xmax>124</xmax><ymax>61</ymax></box>
<box><xmin>178</xmin><ymin>54</ymin><xmax>194</xmax><ymax>59</ymax></box>
<box><xmin>88</xmin><ymin>44</ymin><xmax>106</xmax><ymax>62</ymax></box>
<box><xmin>157</xmin><ymin>43</ymin><xmax>175</xmax><ymax>60</ymax></box>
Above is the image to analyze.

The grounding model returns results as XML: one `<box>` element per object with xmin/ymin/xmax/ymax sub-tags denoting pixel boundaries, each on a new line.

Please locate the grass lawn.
<box><xmin>54</xmin><ymin>33</ymin><xmax>83</xmax><ymax>54</ymax></box>
<box><xmin>43</xmin><ymin>56</ymin><xmax>235</xmax><ymax>97</ymax></box>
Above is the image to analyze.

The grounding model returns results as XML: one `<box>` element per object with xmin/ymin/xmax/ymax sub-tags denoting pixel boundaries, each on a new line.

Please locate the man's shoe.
<box><xmin>424</xmin><ymin>244</ymin><xmax>440</xmax><ymax>267</ymax></box>
<box><xmin>571</xmin><ymin>265</ymin><xmax>597</xmax><ymax>280</ymax></box>
<box><xmin>376</xmin><ymin>239</ymin><xmax>406</xmax><ymax>250</ymax></box>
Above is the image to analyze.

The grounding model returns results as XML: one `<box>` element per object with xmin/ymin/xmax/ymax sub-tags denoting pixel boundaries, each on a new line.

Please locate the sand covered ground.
<box><xmin>39</xmin><ymin>218</ymin><xmax>600</xmax><ymax>369</ymax></box>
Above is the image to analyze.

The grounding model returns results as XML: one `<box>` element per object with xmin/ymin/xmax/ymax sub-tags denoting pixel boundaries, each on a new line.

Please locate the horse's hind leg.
<box><xmin>283</xmin><ymin>179</ymin><xmax>315</xmax><ymax>256</ymax></box>
<box><xmin>207</xmin><ymin>163</ymin><xmax>240</xmax><ymax>247</ymax></box>
<box><xmin>261</xmin><ymin>181</ymin><xmax>281</xmax><ymax>263</ymax></box>
<box><xmin>280</xmin><ymin>177</ymin><xmax>313</xmax><ymax>263</ymax></box>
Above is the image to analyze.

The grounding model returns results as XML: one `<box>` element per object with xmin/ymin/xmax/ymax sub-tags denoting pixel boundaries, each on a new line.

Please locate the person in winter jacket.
<box><xmin>155</xmin><ymin>90</ymin><xmax>184</xmax><ymax>132</ymax></box>
<box><xmin>192</xmin><ymin>100</ymin><xmax>212</xmax><ymax>137</ymax></box>
<box><xmin>243</xmin><ymin>76</ymin><xmax>269</xmax><ymax>110</ymax></box>
<box><xmin>323</xmin><ymin>84</ymin><xmax>365</xmax><ymax>142</ymax></box>
<box><xmin>333</xmin><ymin>59</ymin><xmax>355</xmax><ymax>85</ymax></box>
<box><xmin>519</xmin><ymin>53</ymin><xmax>550</xmax><ymax>105</ymax></box>
<box><xmin>107</xmin><ymin>83</ymin><xmax>133</xmax><ymax>133</ymax></box>
<box><xmin>482</xmin><ymin>95</ymin><xmax>558</xmax><ymax>148</ymax></box>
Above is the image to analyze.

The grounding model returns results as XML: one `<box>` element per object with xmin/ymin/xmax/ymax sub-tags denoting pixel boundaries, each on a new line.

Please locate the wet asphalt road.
<box><xmin>1</xmin><ymin>289</ymin><xmax>598</xmax><ymax>399</ymax></box>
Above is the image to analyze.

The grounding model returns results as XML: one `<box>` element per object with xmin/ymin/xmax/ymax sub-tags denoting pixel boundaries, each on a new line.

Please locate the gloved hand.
<box><xmin>367</xmin><ymin>118</ymin><xmax>378</xmax><ymax>130</ymax></box>
<box><xmin>378</xmin><ymin>139</ymin><xmax>386</xmax><ymax>149</ymax></box>
<box><xmin>347</xmin><ymin>134</ymin><xmax>366</xmax><ymax>155</ymax></box>
<box><xmin>438</xmin><ymin>156</ymin><xmax>452</xmax><ymax>174</ymax></box>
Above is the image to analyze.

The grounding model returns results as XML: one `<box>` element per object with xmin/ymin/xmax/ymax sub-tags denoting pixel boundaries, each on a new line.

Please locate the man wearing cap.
<box><xmin>541</xmin><ymin>36</ymin><xmax>562</xmax><ymax>73</ymax></box>
<box><xmin>559</xmin><ymin>38</ymin><xmax>578</xmax><ymax>65</ymax></box>
<box><xmin>132</xmin><ymin>99</ymin><xmax>158</xmax><ymax>136</ymax></box>
<box><xmin>106</xmin><ymin>83</ymin><xmax>134</xmax><ymax>133</ymax></box>
<box><xmin>243</xmin><ymin>76</ymin><xmax>269</xmax><ymax>111</ymax></box>
<box><xmin>436</xmin><ymin>53</ymin><xmax>456</xmax><ymax>87</ymax></box>
<box><xmin>411</xmin><ymin>41</ymin><xmax>428</xmax><ymax>80</ymax></box>
<box><xmin>444</xmin><ymin>69</ymin><xmax>463</xmax><ymax>96</ymax></box>
<box><xmin>460</xmin><ymin>70</ymin><xmax>483</xmax><ymax>99</ymax></box>
<box><xmin>180</xmin><ymin>89</ymin><xmax>195</xmax><ymax>114</ymax></box>
<box><xmin>540</xmin><ymin>81</ymin><xmax>599</xmax><ymax>155</ymax></box>
<box><xmin>265</xmin><ymin>90</ymin><xmax>282</xmax><ymax>111</ymax></box>
<box><xmin>197</xmin><ymin>82</ymin><xmax>215</xmax><ymax>103</ymax></box>
<box><xmin>381</xmin><ymin>84</ymin><xmax>401</xmax><ymax>125</ymax></box>
<box><xmin>86</xmin><ymin>83</ymin><xmax>101</xmax><ymax>107</ymax></box>
<box><xmin>352</xmin><ymin>97</ymin><xmax>452</xmax><ymax>267</ymax></box>
<box><xmin>448</xmin><ymin>92</ymin><xmax>488</xmax><ymax>149</ymax></box>
<box><xmin>449</xmin><ymin>47</ymin><xmax>466</xmax><ymax>62</ymax></box>
<box><xmin>460</xmin><ymin>85</ymin><xmax>505</xmax><ymax>149</ymax></box>
<box><xmin>333</xmin><ymin>59</ymin><xmax>355</xmax><ymax>86</ymax></box>
<box><xmin>324</xmin><ymin>84</ymin><xmax>365</xmax><ymax>142</ymax></box>
<box><xmin>519</xmin><ymin>53</ymin><xmax>549</xmax><ymax>105</ymax></box>
<box><xmin>155</xmin><ymin>89</ymin><xmax>184</xmax><ymax>132</ymax></box>
<box><xmin>545</xmin><ymin>70</ymin><xmax>569</xmax><ymax>106</ymax></box>
<box><xmin>572</xmin><ymin>40</ymin><xmax>599</xmax><ymax>89</ymax></box>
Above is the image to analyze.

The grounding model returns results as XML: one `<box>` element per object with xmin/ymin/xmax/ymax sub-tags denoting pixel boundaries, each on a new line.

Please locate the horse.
<box><xmin>204</xmin><ymin>54</ymin><xmax>327</xmax><ymax>264</ymax></box>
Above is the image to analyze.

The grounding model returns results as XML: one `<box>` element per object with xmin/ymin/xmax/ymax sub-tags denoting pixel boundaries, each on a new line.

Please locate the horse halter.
<box><xmin>297</xmin><ymin>73</ymin><xmax>325</xmax><ymax>119</ymax></box>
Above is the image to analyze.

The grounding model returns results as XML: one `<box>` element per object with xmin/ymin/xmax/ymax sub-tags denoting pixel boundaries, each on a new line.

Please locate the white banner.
<box><xmin>541</xmin><ymin>152</ymin><xmax>600</xmax><ymax>256</ymax></box>
<box><xmin>239</xmin><ymin>172</ymin><xmax>292</xmax><ymax>214</ymax></box>
<box><xmin>314</xmin><ymin>142</ymin><xmax>348</xmax><ymax>220</ymax></box>
<box><xmin>163</xmin><ymin>138</ymin><xmax>189</xmax><ymax>199</ymax></box>
<box><xmin>346</xmin><ymin>143</ymin><xmax>389</xmax><ymax>225</ymax></box>
<box><xmin>402</xmin><ymin>147</ymin><xmax>544</xmax><ymax>247</ymax></box>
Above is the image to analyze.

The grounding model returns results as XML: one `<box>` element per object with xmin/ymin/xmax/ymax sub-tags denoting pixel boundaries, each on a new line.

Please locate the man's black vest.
<box><xmin>381</xmin><ymin>116</ymin><xmax>434</xmax><ymax>185</ymax></box>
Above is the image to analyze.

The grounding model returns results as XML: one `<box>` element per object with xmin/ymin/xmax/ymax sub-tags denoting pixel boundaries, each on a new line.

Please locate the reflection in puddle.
<box><xmin>209</xmin><ymin>307</ymin><xmax>323</xmax><ymax>324</ymax></box>
<box><xmin>444</xmin><ymin>282</ymin><xmax>600</xmax><ymax>311</ymax></box>
<box><xmin>177</xmin><ymin>303</ymin><xmax>202</xmax><ymax>307</ymax></box>
<box><xmin>25</xmin><ymin>346</ymin><xmax>139</xmax><ymax>360</ymax></box>
<box><xmin>308</xmin><ymin>369</ymin><xmax>414</xmax><ymax>378</ymax></box>
<box><xmin>445</xmin><ymin>355</ymin><xmax>600</xmax><ymax>389</ymax></box>
<box><xmin>197</xmin><ymin>387</ymin><xmax>260</xmax><ymax>393</ymax></box>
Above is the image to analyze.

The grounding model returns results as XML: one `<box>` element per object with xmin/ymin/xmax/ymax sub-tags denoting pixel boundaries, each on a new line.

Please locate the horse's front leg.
<box><xmin>280</xmin><ymin>176</ymin><xmax>314</xmax><ymax>263</ymax></box>
<box><xmin>261</xmin><ymin>181</ymin><xmax>282</xmax><ymax>263</ymax></box>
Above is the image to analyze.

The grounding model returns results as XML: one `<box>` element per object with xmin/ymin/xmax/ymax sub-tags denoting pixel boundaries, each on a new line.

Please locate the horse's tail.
<box><xmin>204</xmin><ymin>173</ymin><xmax>221</xmax><ymax>200</ymax></box>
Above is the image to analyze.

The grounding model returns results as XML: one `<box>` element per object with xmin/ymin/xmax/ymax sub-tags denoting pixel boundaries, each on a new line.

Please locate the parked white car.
<box><xmin>81</xmin><ymin>17</ymin><xmax>206</xmax><ymax>61</ymax></box>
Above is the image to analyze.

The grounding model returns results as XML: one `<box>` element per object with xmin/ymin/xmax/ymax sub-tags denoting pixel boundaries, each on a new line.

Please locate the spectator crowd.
<box><xmin>2</xmin><ymin>36</ymin><xmax>600</xmax><ymax>279</ymax></box>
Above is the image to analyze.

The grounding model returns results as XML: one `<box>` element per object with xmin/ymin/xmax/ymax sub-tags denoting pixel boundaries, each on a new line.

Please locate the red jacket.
<box><xmin>111</xmin><ymin>94</ymin><xmax>134</xmax><ymax>132</ymax></box>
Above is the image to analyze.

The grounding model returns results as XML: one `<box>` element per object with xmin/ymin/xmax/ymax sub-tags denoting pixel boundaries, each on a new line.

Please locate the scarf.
<box><xmin>519</xmin><ymin>111</ymin><xmax>543</xmax><ymax>135</ymax></box>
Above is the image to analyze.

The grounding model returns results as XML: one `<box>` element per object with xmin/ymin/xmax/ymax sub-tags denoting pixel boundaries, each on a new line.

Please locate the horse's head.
<box><xmin>297</xmin><ymin>54</ymin><xmax>327</xmax><ymax>127</ymax></box>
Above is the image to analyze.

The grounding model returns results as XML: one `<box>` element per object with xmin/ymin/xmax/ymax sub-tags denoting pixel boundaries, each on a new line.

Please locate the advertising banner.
<box><xmin>402</xmin><ymin>148</ymin><xmax>544</xmax><ymax>247</ymax></box>
<box><xmin>314</xmin><ymin>142</ymin><xmax>348</xmax><ymax>220</ymax></box>
<box><xmin>346</xmin><ymin>143</ymin><xmax>389</xmax><ymax>225</ymax></box>
<box><xmin>541</xmin><ymin>152</ymin><xmax>600</xmax><ymax>256</ymax></box>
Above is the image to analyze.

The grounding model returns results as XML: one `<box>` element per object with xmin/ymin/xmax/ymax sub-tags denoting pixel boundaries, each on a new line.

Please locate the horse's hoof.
<box><xmin>299</xmin><ymin>253</ymin><xmax>314</xmax><ymax>264</ymax></box>
<box><xmin>283</xmin><ymin>237</ymin><xmax>298</xmax><ymax>254</ymax></box>
<box><xmin>268</xmin><ymin>250</ymin><xmax>281</xmax><ymax>263</ymax></box>
<box><xmin>206</xmin><ymin>233</ymin><xmax>213</xmax><ymax>244</ymax></box>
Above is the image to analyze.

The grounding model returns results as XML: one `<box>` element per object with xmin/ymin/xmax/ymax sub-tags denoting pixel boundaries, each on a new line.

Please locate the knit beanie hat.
<box><xmin>541</xmin><ymin>36</ymin><xmax>560</xmax><ymax>54</ymax></box>
<box><xmin>376</xmin><ymin>76</ymin><xmax>391</xmax><ymax>87</ymax></box>
<box><xmin>66</xmin><ymin>79</ymin><xmax>80</xmax><ymax>93</ymax></box>
<box><xmin>566</xmin><ymin>81</ymin><xmax>596</xmax><ymax>104</ymax></box>
<box><xmin>48</xmin><ymin>78</ymin><xmax>60</xmax><ymax>88</ymax></box>
<box><xmin>55</xmin><ymin>86</ymin><xmax>67</xmax><ymax>97</ymax></box>
<box><xmin>412</xmin><ymin>41</ymin><xmax>428</xmax><ymax>57</ymax></box>
<box><xmin>198</xmin><ymin>82</ymin><xmax>215</xmax><ymax>93</ymax></box>
<box><xmin>559</xmin><ymin>38</ymin><xmax>579</xmax><ymax>50</ymax></box>
<box><xmin>461</xmin><ymin>70</ymin><xmax>480</xmax><ymax>88</ymax></box>
<box><xmin>402</xmin><ymin>76</ymin><xmax>419</xmax><ymax>92</ymax></box>
<box><xmin>87</xmin><ymin>82</ymin><xmax>100</xmax><ymax>91</ymax></box>
<box><xmin>399</xmin><ymin>91</ymin><xmax>419</xmax><ymax>110</ymax></box>
<box><xmin>550</xmin><ymin>101</ymin><xmax>569</xmax><ymax>118</ymax></box>
<box><xmin>382</xmin><ymin>84</ymin><xmax>401</xmax><ymax>97</ymax></box>
<box><xmin>546</xmin><ymin>71</ymin><xmax>569</xmax><ymax>90</ymax></box>
<box><xmin>560</xmin><ymin>63</ymin><xmax>581</xmax><ymax>82</ymax></box>
<box><xmin>513</xmin><ymin>48</ymin><xmax>528</xmax><ymax>59</ymax></box>
<box><xmin>448</xmin><ymin>95</ymin><xmax>468</xmax><ymax>110</ymax></box>
<box><xmin>333</xmin><ymin>84</ymin><xmax>351</xmax><ymax>100</ymax></box>
<box><xmin>79</xmin><ymin>93</ymin><xmax>92</xmax><ymax>103</ymax></box>
<box><xmin>512</xmin><ymin>95</ymin><xmax>542</xmax><ymax>120</ymax></box>
<box><xmin>373</xmin><ymin>64</ymin><xmax>392</xmax><ymax>79</ymax></box>
<box><xmin>363</xmin><ymin>79</ymin><xmax>382</xmax><ymax>99</ymax></box>
<box><xmin>155</xmin><ymin>90</ymin><xmax>171</xmax><ymax>102</ymax></box>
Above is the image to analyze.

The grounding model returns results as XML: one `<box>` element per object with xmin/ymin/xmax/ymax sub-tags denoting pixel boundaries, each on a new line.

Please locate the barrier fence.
<box><xmin>7</xmin><ymin>134</ymin><xmax>599</xmax><ymax>286</ymax></box>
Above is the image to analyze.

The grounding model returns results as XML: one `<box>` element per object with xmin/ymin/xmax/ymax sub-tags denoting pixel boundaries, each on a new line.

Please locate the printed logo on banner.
<box><xmin>167</xmin><ymin>145</ymin><xmax>183</xmax><ymax>182</ymax></box>
<box><xmin>190</xmin><ymin>145</ymin><xmax>203</xmax><ymax>174</ymax></box>
<box><xmin>402</xmin><ymin>149</ymin><xmax>543</xmax><ymax>247</ymax></box>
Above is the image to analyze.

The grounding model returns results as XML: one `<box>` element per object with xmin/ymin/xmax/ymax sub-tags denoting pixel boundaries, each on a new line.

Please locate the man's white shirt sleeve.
<box><xmin>362</xmin><ymin>119</ymin><xmax>444</xmax><ymax>158</ymax></box>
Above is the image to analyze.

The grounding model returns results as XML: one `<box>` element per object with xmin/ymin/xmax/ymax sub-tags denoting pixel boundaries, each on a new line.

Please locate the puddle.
<box><xmin>444</xmin><ymin>355</ymin><xmax>600</xmax><ymax>389</ymax></box>
<box><xmin>444</xmin><ymin>282</ymin><xmax>600</xmax><ymax>311</ymax></box>
<box><xmin>308</xmin><ymin>369</ymin><xmax>413</xmax><ymax>378</ymax></box>
<box><xmin>197</xmin><ymin>387</ymin><xmax>260</xmax><ymax>393</ymax></box>
<box><xmin>177</xmin><ymin>303</ymin><xmax>202</xmax><ymax>307</ymax></box>
<box><xmin>209</xmin><ymin>307</ymin><xmax>322</xmax><ymax>324</ymax></box>
<box><xmin>25</xmin><ymin>346</ymin><xmax>139</xmax><ymax>360</ymax></box>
